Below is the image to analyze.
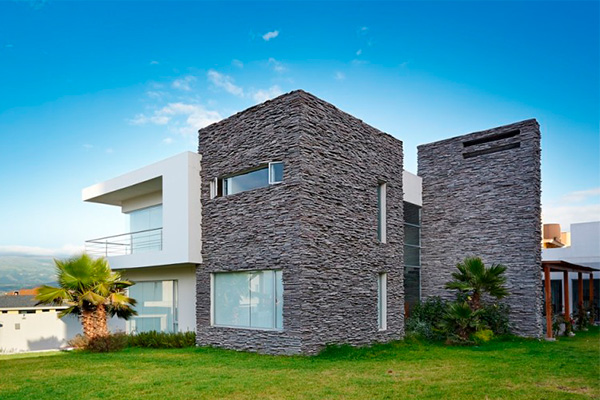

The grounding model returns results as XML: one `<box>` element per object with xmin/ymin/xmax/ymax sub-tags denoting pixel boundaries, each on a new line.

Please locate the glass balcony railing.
<box><xmin>85</xmin><ymin>228</ymin><xmax>163</xmax><ymax>257</ymax></box>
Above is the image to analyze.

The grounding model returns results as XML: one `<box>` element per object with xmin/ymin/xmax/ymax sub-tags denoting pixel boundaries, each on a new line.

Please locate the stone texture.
<box><xmin>418</xmin><ymin>119</ymin><xmax>543</xmax><ymax>338</ymax></box>
<box><xmin>196</xmin><ymin>90</ymin><xmax>404</xmax><ymax>355</ymax></box>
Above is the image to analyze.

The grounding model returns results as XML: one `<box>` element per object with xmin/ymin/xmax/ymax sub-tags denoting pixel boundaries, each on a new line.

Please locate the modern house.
<box><xmin>82</xmin><ymin>90</ymin><xmax>545</xmax><ymax>354</ymax></box>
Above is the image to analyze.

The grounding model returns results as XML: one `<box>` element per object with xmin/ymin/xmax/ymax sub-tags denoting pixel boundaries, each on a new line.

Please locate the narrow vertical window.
<box><xmin>378</xmin><ymin>273</ymin><xmax>387</xmax><ymax>330</ymax></box>
<box><xmin>269</xmin><ymin>162</ymin><xmax>284</xmax><ymax>184</ymax></box>
<box><xmin>377</xmin><ymin>182</ymin><xmax>387</xmax><ymax>243</ymax></box>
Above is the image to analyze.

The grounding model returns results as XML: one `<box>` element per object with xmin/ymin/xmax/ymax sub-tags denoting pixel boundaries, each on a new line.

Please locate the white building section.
<box><xmin>403</xmin><ymin>170</ymin><xmax>422</xmax><ymax>207</ymax></box>
<box><xmin>82</xmin><ymin>151</ymin><xmax>202</xmax><ymax>269</ymax></box>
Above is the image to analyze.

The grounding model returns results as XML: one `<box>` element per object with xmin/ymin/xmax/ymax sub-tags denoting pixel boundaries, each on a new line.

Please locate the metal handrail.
<box><xmin>85</xmin><ymin>227</ymin><xmax>163</xmax><ymax>257</ymax></box>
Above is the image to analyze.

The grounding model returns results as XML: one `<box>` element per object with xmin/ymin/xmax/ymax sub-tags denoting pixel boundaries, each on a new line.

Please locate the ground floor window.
<box><xmin>378</xmin><ymin>273</ymin><xmax>387</xmax><ymax>330</ymax></box>
<box><xmin>127</xmin><ymin>280</ymin><xmax>177</xmax><ymax>333</ymax></box>
<box><xmin>212</xmin><ymin>270</ymin><xmax>283</xmax><ymax>330</ymax></box>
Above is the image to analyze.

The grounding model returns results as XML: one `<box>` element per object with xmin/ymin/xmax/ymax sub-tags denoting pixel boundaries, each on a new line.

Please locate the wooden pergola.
<box><xmin>542</xmin><ymin>260</ymin><xmax>597</xmax><ymax>340</ymax></box>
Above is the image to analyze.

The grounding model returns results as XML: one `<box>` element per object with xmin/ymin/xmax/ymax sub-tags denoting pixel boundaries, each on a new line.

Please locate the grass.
<box><xmin>1</xmin><ymin>328</ymin><xmax>598</xmax><ymax>400</ymax></box>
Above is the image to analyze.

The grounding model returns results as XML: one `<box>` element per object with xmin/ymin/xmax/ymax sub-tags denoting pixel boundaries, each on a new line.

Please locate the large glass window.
<box><xmin>213</xmin><ymin>270</ymin><xmax>283</xmax><ymax>330</ymax></box>
<box><xmin>212</xmin><ymin>162</ymin><xmax>284</xmax><ymax>198</ymax></box>
<box><xmin>128</xmin><ymin>204</ymin><xmax>162</xmax><ymax>253</ymax></box>
<box><xmin>404</xmin><ymin>202</ymin><xmax>421</xmax><ymax>314</ymax></box>
<box><xmin>127</xmin><ymin>280</ymin><xmax>177</xmax><ymax>333</ymax></box>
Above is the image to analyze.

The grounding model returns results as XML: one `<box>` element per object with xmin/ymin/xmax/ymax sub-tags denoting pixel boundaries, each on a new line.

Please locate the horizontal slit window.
<box><xmin>211</xmin><ymin>162</ymin><xmax>284</xmax><ymax>198</ymax></box>
<box><xmin>463</xmin><ymin>142</ymin><xmax>520</xmax><ymax>159</ymax></box>
<box><xmin>462</xmin><ymin>129</ymin><xmax>520</xmax><ymax>147</ymax></box>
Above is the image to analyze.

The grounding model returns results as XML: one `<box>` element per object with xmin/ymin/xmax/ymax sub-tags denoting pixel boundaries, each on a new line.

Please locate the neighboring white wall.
<box><xmin>109</xmin><ymin>265</ymin><xmax>197</xmax><ymax>333</ymax></box>
<box><xmin>83</xmin><ymin>152</ymin><xmax>202</xmax><ymax>269</ymax></box>
<box><xmin>403</xmin><ymin>170</ymin><xmax>422</xmax><ymax>206</ymax></box>
<box><xmin>0</xmin><ymin>310</ymin><xmax>81</xmax><ymax>353</ymax></box>
<box><xmin>544</xmin><ymin>221</ymin><xmax>600</xmax><ymax>270</ymax></box>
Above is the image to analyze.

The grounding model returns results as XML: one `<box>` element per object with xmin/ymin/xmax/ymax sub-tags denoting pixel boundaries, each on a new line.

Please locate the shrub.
<box><xmin>128</xmin><ymin>331</ymin><xmax>196</xmax><ymax>348</ymax></box>
<box><xmin>479</xmin><ymin>303</ymin><xmax>510</xmax><ymax>335</ymax></box>
<box><xmin>67</xmin><ymin>334</ymin><xmax>89</xmax><ymax>349</ymax></box>
<box><xmin>472</xmin><ymin>329</ymin><xmax>494</xmax><ymax>344</ymax></box>
<box><xmin>405</xmin><ymin>297</ymin><xmax>448</xmax><ymax>341</ymax></box>
<box><xmin>439</xmin><ymin>301</ymin><xmax>485</xmax><ymax>344</ymax></box>
<box><xmin>86</xmin><ymin>333</ymin><xmax>128</xmax><ymax>353</ymax></box>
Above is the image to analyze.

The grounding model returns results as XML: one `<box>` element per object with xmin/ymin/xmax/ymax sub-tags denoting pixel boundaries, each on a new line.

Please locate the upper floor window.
<box><xmin>128</xmin><ymin>204</ymin><xmax>162</xmax><ymax>253</ymax></box>
<box><xmin>211</xmin><ymin>162</ymin><xmax>284</xmax><ymax>198</ymax></box>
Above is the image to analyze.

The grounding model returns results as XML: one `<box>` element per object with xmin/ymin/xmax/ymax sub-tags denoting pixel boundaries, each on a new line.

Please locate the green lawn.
<box><xmin>1</xmin><ymin>328</ymin><xmax>599</xmax><ymax>400</ymax></box>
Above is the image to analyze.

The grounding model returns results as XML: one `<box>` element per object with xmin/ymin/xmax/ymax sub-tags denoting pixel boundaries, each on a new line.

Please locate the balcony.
<box><xmin>85</xmin><ymin>228</ymin><xmax>163</xmax><ymax>258</ymax></box>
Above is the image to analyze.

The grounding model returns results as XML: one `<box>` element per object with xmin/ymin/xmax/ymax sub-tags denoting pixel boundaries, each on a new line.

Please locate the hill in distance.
<box><xmin>0</xmin><ymin>256</ymin><xmax>57</xmax><ymax>293</ymax></box>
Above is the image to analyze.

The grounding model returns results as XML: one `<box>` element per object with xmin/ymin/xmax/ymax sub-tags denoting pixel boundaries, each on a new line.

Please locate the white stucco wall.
<box><xmin>0</xmin><ymin>310</ymin><xmax>81</xmax><ymax>354</ymax></box>
<box><xmin>109</xmin><ymin>264</ymin><xmax>197</xmax><ymax>333</ymax></box>
<box><xmin>83</xmin><ymin>151</ymin><xmax>202</xmax><ymax>269</ymax></box>
<box><xmin>403</xmin><ymin>170</ymin><xmax>422</xmax><ymax>206</ymax></box>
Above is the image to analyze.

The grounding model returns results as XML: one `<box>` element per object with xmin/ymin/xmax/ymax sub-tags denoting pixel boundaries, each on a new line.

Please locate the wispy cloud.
<box><xmin>232</xmin><ymin>59</ymin><xmax>244</xmax><ymax>68</ymax></box>
<box><xmin>82</xmin><ymin>144</ymin><xmax>93</xmax><ymax>149</ymax></box>
<box><xmin>172</xmin><ymin>76</ymin><xmax>197</xmax><ymax>91</ymax></box>
<box><xmin>262</xmin><ymin>30</ymin><xmax>279</xmax><ymax>41</ymax></box>
<box><xmin>334</xmin><ymin>71</ymin><xmax>346</xmax><ymax>81</ymax></box>
<box><xmin>0</xmin><ymin>244</ymin><xmax>84</xmax><ymax>258</ymax></box>
<box><xmin>162</xmin><ymin>137</ymin><xmax>174</xmax><ymax>145</ymax></box>
<box><xmin>105</xmin><ymin>148</ymin><xmax>114</xmax><ymax>154</ymax></box>
<box><xmin>268</xmin><ymin>57</ymin><xmax>287</xmax><ymax>73</ymax></box>
<box><xmin>251</xmin><ymin>85</ymin><xmax>283</xmax><ymax>103</ymax></box>
<box><xmin>542</xmin><ymin>187</ymin><xmax>600</xmax><ymax>229</ymax></box>
<box><xmin>356</xmin><ymin>49</ymin><xmax>362</xmax><ymax>56</ymax></box>
<box><xmin>149</xmin><ymin>60</ymin><xmax>159</xmax><ymax>65</ymax></box>
<box><xmin>207</xmin><ymin>70</ymin><xmax>244</xmax><ymax>97</ymax></box>
<box><xmin>560</xmin><ymin>188</ymin><xmax>600</xmax><ymax>204</ymax></box>
<box><xmin>130</xmin><ymin>102</ymin><xmax>222</xmax><ymax>136</ymax></box>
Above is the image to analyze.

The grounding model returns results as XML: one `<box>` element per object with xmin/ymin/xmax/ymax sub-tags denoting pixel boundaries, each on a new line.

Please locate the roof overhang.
<box><xmin>542</xmin><ymin>260</ymin><xmax>599</xmax><ymax>273</ymax></box>
<box><xmin>83</xmin><ymin>176</ymin><xmax>162</xmax><ymax>206</ymax></box>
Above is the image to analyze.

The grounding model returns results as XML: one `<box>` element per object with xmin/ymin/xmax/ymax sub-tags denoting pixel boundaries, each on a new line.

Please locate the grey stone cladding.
<box><xmin>196</xmin><ymin>90</ymin><xmax>404</xmax><ymax>355</ymax></box>
<box><xmin>418</xmin><ymin>119</ymin><xmax>543</xmax><ymax>338</ymax></box>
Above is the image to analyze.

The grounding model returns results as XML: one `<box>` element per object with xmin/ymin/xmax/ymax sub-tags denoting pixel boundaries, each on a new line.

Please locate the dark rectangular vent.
<box><xmin>463</xmin><ymin>129</ymin><xmax>520</xmax><ymax>147</ymax></box>
<box><xmin>463</xmin><ymin>142</ymin><xmax>520</xmax><ymax>159</ymax></box>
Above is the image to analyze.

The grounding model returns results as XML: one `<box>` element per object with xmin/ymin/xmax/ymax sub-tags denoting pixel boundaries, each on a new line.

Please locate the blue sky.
<box><xmin>0</xmin><ymin>0</ymin><xmax>598</xmax><ymax>256</ymax></box>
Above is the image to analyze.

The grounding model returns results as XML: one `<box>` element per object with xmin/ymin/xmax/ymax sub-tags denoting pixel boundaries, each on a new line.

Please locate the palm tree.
<box><xmin>36</xmin><ymin>254</ymin><xmax>137</xmax><ymax>340</ymax></box>
<box><xmin>445</xmin><ymin>257</ymin><xmax>509</xmax><ymax>311</ymax></box>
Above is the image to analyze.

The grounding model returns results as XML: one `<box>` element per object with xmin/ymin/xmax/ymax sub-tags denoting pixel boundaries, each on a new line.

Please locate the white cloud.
<box><xmin>542</xmin><ymin>187</ymin><xmax>600</xmax><ymax>229</ymax></box>
<box><xmin>560</xmin><ymin>188</ymin><xmax>600</xmax><ymax>204</ymax></box>
<box><xmin>268</xmin><ymin>57</ymin><xmax>287</xmax><ymax>73</ymax></box>
<box><xmin>149</xmin><ymin>60</ymin><xmax>159</xmax><ymax>65</ymax></box>
<box><xmin>82</xmin><ymin>144</ymin><xmax>93</xmax><ymax>149</ymax></box>
<box><xmin>207</xmin><ymin>70</ymin><xmax>244</xmax><ymax>97</ymax></box>
<box><xmin>251</xmin><ymin>85</ymin><xmax>283</xmax><ymax>103</ymax></box>
<box><xmin>356</xmin><ymin>49</ymin><xmax>362</xmax><ymax>56</ymax></box>
<box><xmin>262</xmin><ymin>30</ymin><xmax>279</xmax><ymax>41</ymax></box>
<box><xmin>0</xmin><ymin>244</ymin><xmax>84</xmax><ymax>257</ymax></box>
<box><xmin>172</xmin><ymin>76</ymin><xmax>197</xmax><ymax>91</ymax></box>
<box><xmin>130</xmin><ymin>102</ymin><xmax>222</xmax><ymax>137</ymax></box>
<box><xmin>105</xmin><ymin>148</ymin><xmax>114</xmax><ymax>154</ymax></box>
<box><xmin>334</xmin><ymin>71</ymin><xmax>346</xmax><ymax>81</ymax></box>
<box><xmin>232</xmin><ymin>59</ymin><xmax>244</xmax><ymax>68</ymax></box>
<box><xmin>163</xmin><ymin>137</ymin><xmax>174</xmax><ymax>145</ymax></box>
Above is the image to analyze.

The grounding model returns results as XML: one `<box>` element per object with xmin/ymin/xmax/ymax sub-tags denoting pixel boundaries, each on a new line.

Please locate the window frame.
<box><xmin>378</xmin><ymin>272</ymin><xmax>388</xmax><ymax>331</ymax></box>
<box><xmin>210</xmin><ymin>162</ymin><xmax>284</xmax><ymax>198</ymax></box>
<box><xmin>211</xmin><ymin>269</ymin><xmax>284</xmax><ymax>331</ymax></box>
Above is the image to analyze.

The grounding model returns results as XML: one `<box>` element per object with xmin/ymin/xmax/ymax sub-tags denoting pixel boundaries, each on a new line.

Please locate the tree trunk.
<box><xmin>81</xmin><ymin>304</ymin><xmax>109</xmax><ymax>340</ymax></box>
<box><xmin>470</xmin><ymin>292</ymin><xmax>481</xmax><ymax>311</ymax></box>
<box><xmin>81</xmin><ymin>309</ymin><xmax>96</xmax><ymax>340</ymax></box>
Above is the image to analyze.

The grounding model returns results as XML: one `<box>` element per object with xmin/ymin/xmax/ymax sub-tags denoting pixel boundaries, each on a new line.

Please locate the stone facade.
<box><xmin>418</xmin><ymin>119</ymin><xmax>543</xmax><ymax>338</ymax></box>
<box><xmin>196</xmin><ymin>90</ymin><xmax>404</xmax><ymax>355</ymax></box>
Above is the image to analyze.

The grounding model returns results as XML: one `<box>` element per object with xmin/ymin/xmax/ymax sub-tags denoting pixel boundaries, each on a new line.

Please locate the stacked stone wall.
<box><xmin>418</xmin><ymin>119</ymin><xmax>543</xmax><ymax>337</ymax></box>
